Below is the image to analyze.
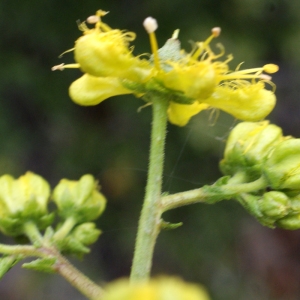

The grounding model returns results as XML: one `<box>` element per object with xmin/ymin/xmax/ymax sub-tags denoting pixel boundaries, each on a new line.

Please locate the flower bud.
<box><xmin>72</xmin><ymin>222</ymin><xmax>101</xmax><ymax>246</ymax></box>
<box><xmin>276</xmin><ymin>213</ymin><xmax>300</xmax><ymax>230</ymax></box>
<box><xmin>0</xmin><ymin>172</ymin><xmax>52</xmax><ymax>236</ymax></box>
<box><xmin>220</xmin><ymin>121</ymin><xmax>283</xmax><ymax>178</ymax></box>
<box><xmin>263</xmin><ymin>139</ymin><xmax>300</xmax><ymax>190</ymax></box>
<box><xmin>53</xmin><ymin>174</ymin><xmax>106</xmax><ymax>223</ymax></box>
<box><xmin>259</xmin><ymin>191</ymin><xmax>289</xmax><ymax>219</ymax></box>
<box><xmin>102</xmin><ymin>277</ymin><xmax>210</xmax><ymax>300</ymax></box>
<box><xmin>57</xmin><ymin>222</ymin><xmax>101</xmax><ymax>256</ymax></box>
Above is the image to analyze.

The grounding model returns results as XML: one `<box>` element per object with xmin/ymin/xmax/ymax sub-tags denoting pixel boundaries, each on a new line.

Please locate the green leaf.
<box><xmin>22</xmin><ymin>257</ymin><xmax>56</xmax><ymax>273</ymax></box>
<box><xmin>0</xmin><ymin>255</ymin><xmax>23</xmax><ymax>279</ymax></box>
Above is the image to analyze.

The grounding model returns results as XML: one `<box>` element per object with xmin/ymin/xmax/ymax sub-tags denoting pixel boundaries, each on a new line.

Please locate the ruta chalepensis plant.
<box><xmin>1</xmin><ymin>8</ymin><xmax>298</xmax><ymax>300</ymax></box>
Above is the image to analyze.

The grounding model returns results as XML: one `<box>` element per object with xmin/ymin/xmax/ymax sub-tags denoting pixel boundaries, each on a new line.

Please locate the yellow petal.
<box><xmin>204</xmin><ymin>82</ymin><xmax>276</xmax><ymax>121</ymax></box>
<box><xmin>69</xmin><ymin>74</ymin><xmax>132</xmax><ymax>106</ymax></box>
<box><xmin>75</xmin><ymin>31</ymin><xmax>151</xmax><ymax>82</ymax></box>
<box><xmin>167</xmin><ymin>101</ymin><xmax>210</xmax><ymax>126</ymax></box>
<box><xmin>159</xmin><ymin>61</ymin><xmax>216</xmax><ymax>100</ymax></box>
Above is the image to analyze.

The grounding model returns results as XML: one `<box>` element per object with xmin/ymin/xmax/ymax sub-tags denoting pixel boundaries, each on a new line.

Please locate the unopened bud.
<box><xmin>263</xmin><ymin>138</ymin><xmax>300</xmax><ymax>190</ymax></box>
<box><xmin>53</xmin><ymin>174</ymin><xmax>106</xmax><ymax>224</ymax></box>
<box><xmin>0</xmin><ymin>172</ymin><xmax>53</xmax><ymax>236</ymax></box>
<box><xmin>220</xmin><ymin>121</ymin><xmax>283</xmax><ymax>179</ymax></box>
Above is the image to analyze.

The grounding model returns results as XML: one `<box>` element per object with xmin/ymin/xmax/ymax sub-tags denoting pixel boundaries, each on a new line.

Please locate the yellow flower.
<box><xmin>101</xmin><ymin>277</ymin><xmax>210</xmax><ymax>300</ymax></box>
<box><xmin>53</xmin><ymin>10</ymin><xmax>278</xmax><ymax>126</ymax></box>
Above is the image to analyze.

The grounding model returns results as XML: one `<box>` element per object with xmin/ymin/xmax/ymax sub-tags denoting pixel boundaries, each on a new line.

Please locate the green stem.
<box><xmin>130</xmin><ymin>95</ymin><xmax>168</xmax><ymax>282</ymax></box>
<box><xmin>54</xmin><ymin>250</ymin><xmax>104</xmax><ymax>300</ymax></box>
<box><xmin>161</xmin><ymin>176</ymin><xmax>268</xmax><ymax>211</ymax></box>
<box><xmin>0</xmin><ymin>243</ymin><xmax>40</xmax><ymax>256</ymax></box>
<box><xmin>0</xmin><ymin>242</ymin><xmax>104</xmax><ymax>300</ymax></box>
<box><xmin>53</xmin><ymin>217</ymin><xmax>77</xmax><ymax>241</ymax></box>
<box><xmin>222</xmin><ymin>176</ymin><xmax>268</xmax><ymax>194</ymax></box>
<box><xmin>22</xmin><ymin>221</ymin><xmax>43</xmax><ymax>246</ymax></box>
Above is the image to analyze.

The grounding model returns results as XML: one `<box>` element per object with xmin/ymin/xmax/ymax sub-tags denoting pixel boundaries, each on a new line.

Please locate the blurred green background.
<box><xmin>1</xmin><ymin>0</ymin><xmax>300</xmax><ymax>299</ymax></box>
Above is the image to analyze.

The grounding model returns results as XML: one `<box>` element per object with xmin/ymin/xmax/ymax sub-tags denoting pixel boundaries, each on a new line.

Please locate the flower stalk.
<box><xmin>130</xmin><ymin>94</ymin><xmax>169</xmax><ymax>282</ymax></box>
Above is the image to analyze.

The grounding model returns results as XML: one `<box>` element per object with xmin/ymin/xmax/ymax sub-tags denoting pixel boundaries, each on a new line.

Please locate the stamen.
<box><xmin>143</xmin><ymin>17</ymin><xmax>160</xmax><ymax>70</ymax></box>
<box><xmin>263</xmin><ymin>64</ymin><xmax>279</xmax><ymax>74</ymax></box>
<box><xmin>51</xmin><ymin>63</ymin><xmax>80</xmax><ymax>71</ymax></box>
<box><xmin>51</xmin><ymin>64</ymin><xmax>65</xmax><ymax>71</ymax></box>
<box><xmin>191</xmin><ymin>27</ymin><xmax>221</xmax><ymax>60</ymax></box>
<box><xmin>58</xmin><ymin>48</ymin><xmax>75</xmax><ymax>58</ymax></box>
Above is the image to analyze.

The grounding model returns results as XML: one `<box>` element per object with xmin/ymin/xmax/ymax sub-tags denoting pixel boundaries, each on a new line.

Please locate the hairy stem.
<box><xmin>54</xmin><ymin>251</ymin><xmax>104</xmax><ymax>300</ymax></box>
<box><xmin>130</xmin><ymin>95</ymin><xmax>168</xmax><ymax>282</ymax></box>
<box><xmin>161</xmin><ymin>176</ymin><xmax>268</xmax><ymax>211</ymax></box>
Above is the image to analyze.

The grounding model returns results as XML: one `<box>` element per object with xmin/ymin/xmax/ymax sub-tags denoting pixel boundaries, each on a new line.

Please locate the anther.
<box><xmin>263</xmin><ymin>64</ymin><xmax>279</xmax><ymax>74</ymax></box>
<box><xmin>260</xmin><ymin>74</ymin><xmax>272</xmax><ymax>81</ymax></box>
<box><xmin>143</xmin><ymin>17</ymin><xmax>158</xmax><ymax>33</ymax></box>
<box><xmin>87</xmin><ymin>15</ymin><xmax>100</xmax><ymax>24</ymax></box>
<box><xmin>51</xmin><ymin>63</ymin><xmax>65</xmax><ymax>71</ymax></box>
<box><xmin>211</xmin><ymin>27</ymin><xmax>221</xmax><ymax>37</ymax></box>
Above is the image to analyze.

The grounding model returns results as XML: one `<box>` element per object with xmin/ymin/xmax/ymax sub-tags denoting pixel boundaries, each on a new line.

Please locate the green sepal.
<box><xmin>237</xmin><ymin>193</ymin><xmax>277</xmax><ymax>228</ymax></box>
<box><xmin>160</xmin><ymin>221</ymin><xmax>183</xmax><ymax>230</ymax></box>
<box><xmin>22</xmin><ymin>257</ymin><xmax>56</xmax><ymax>273</ymax></box>
<box><xmin>120</xmin><ymin>79</ymin><xmax>147</xmax><ymax>94</ymax></box>
<box><xmin>0</xmin><ymin>213</ymin><xmax>54</xmax><ymax>237</ymax></box>
<box><xmin>58</xmin><ymin>238</ymin><xmax>90</xmax><ymax>258</ymax></box>
<box><xmin>145</xmin><ymin>79</ymin><xmax>195</xmax><ymax>105</ymax></box>
<box><xmin>0</xmin><ymin>255</ymin><xmax>23</xmax><ymax>279</ymax></box>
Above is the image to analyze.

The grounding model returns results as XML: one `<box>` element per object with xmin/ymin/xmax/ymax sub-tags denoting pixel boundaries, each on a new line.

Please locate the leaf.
<box><xmin>0</xmin><ymin>255</ymin><xmax>23</xmax><ymax>279</ymax></box>
<box><xmin>22</xmin><ymin>257</ymin><xmax>56</xmax><ymax>273</ymax></box>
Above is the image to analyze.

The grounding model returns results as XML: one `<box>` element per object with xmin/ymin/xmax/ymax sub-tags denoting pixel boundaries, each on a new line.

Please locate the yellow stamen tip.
<box><xmin>212</xmin><ymin>27</ymin><xmax>221</xmax><ymax>37</ymax></box>
<box><xmin>263</xmin><ymin>64</ymin><xmax>279</xmax><ymax>74</ymax></box>
<box><xmin>143</xmin><ymin>17</ymin><xmax>158</xmax><ymax>33</ymax></box>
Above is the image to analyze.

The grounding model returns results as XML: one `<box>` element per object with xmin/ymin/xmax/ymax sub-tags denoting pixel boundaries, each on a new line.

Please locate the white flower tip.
<box><xmin>51</xmin><ymin>63</ymin><xmax>65</xmax><ymax>71</ymax></box>
<box><xmin>212</xmin><ymin>27</ymin><xmax>221</xmax><ymax>37</ymax></box>
<box><xmin>87</xmin><ymin>15</ymin><xmax>100</xmax><ymax>24</ymax></box>
<box><xmin>143</xmin><ymin>17</ymin><xmax>158</xmax><ymax>33</ymax></box>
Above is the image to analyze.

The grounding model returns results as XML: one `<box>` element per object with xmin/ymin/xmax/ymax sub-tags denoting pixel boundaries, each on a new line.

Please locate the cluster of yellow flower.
<box><xmin>53</xmin><ymin>10</ymin><xmax>278</xmax><ymax>126</ymax></box>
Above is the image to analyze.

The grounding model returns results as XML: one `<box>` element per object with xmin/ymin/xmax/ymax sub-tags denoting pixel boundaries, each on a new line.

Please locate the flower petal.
<box><xmin>158</xmin><ymin>61</ymin><xmax>216</xmax><ymax>100</ymax></box>
<box><xmin>75</xmin><ymin>31</ymin><xmax>151</xmax><ymax>82</ymax></box>
<box><xmin>204</xmin><ymin>82</ymin><xmax>276</xmax><ymax>121</ymax></box>
<box><xmin>167</xmin><ymin>101</ymin><xmax>210</xmax><ymax>126</ymax></box>
<box><xmin>69</xmin><ymin>74</ymin><xmax>132</xmax><ymax>106</ymax></box>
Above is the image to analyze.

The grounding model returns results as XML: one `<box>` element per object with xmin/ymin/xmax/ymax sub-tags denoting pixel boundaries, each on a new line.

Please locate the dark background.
<box><xmin>1</xmin><ymin>0</ymin><xmax>300</xmax><ymax>299</ymax></box>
